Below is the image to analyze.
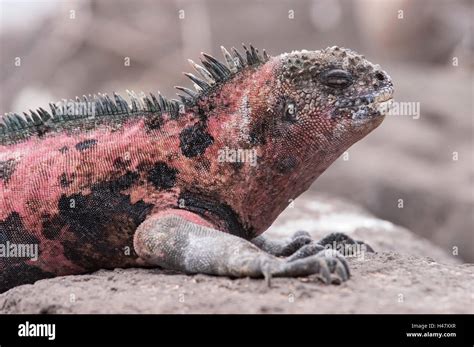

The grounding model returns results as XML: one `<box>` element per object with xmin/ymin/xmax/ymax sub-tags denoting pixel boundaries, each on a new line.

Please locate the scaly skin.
<box><xmin>0</xmin><ymin>45</ymin><xmax>393</xmax><ymax>292</ymax></box>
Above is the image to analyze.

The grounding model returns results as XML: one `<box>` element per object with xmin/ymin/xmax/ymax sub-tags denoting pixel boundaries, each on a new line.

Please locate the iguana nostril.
<box><xmin>375</xmin><ymin>71</ymin><xmax>385</xmax><ymax>81</ymax></box>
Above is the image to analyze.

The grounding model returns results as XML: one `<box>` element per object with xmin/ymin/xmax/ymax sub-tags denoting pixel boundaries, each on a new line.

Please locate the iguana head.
<box><xmin>237</xmin><ymin>46</ymin><xmax>393</xmax><ymax>175</ymax></box>
<box><xmin>276</xmin><ymin>46</ymin><xmax>393</xmax><ymax>137</ymax></box>
<box><xmin>181</xmin><ymin>45</ymin><xmax>394</xmax><ymax>234</ymax></box>
<box><xmin>249</xmin><ymin>46</ymin><xmax>394</xmax><ymax>160</ymax></box>
<box><xmin>228</xmin><ymin>46</ymin><xmax>393</xmax><ymax>175</ymax></box>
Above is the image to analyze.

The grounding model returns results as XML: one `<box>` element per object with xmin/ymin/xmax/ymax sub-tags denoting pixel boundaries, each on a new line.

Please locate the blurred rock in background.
<box><xmin>0</xmin><ymin>0</ymin><xmax>472</xmax><ymax>261</ymax></box>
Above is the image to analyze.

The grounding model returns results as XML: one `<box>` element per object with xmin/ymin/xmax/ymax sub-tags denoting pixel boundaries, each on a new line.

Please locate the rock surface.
<box><xmin>1</xmin><ymin>194</ymin><xmax>471</xmax><ymax>314</ymax></box>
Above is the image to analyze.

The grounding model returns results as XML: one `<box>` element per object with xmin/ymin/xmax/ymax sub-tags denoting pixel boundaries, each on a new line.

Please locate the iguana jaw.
<box><xmin>333</xmin><ymin>84</ymin><xmax>394</xmax><ymax>121</ymax></box>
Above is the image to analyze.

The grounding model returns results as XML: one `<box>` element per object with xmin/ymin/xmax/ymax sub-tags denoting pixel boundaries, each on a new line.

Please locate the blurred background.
<box><xmin>0</xmin><ymin>0</ymin><xmax>472</xmax><ymax>261</ymax></box>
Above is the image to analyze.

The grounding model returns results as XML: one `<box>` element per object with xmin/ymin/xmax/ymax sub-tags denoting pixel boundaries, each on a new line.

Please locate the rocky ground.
<box><xmin>1</xmin><ymin>194</ymin><xmax>471</xmax><ymax>314</ymax></box>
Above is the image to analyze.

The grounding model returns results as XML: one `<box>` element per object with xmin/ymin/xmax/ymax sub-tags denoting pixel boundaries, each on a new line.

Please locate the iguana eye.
<box><xmin>322</xmin><ymin>69</ymin><xmax>353</xmax><ymax>89</ymax></box>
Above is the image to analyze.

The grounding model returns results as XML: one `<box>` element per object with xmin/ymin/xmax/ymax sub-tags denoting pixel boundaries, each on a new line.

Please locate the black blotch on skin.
<box><xmin>113</xmin><ymin>157</ymin><xmax>131</xmax><ymax>170</ymax></box>
<box><xmin>276</xmin><ymin>156</ymin><xmax>298</xmax><ymax>174</ymax></box>
<box><xmin>109</xmin><ymin>171</ymin><xmax>140</xmax><ymax>192</ymax></box>
<box><xmin>0</xmin><ymin>159</ymin><xmax>17</xmax><ymax>182</ymax></box>
<box><xmin>0</xmin><ymin>212</ymin><xmax>39</xmax><ymax>248</ymax></box>
<box><xmin>0</xmin><ymin>211</ymin><xmax>51</xmax><ymax>293</ymax></box>
<box><xmin>249</xmin><ymin>118</ymin><xmax>270</xmax><ymax>146</ymax></box>
<box><xmin>56</xmin><ymin>171</ymin><xmax>153</xmax><ymax>270</ymax></box>
<box><xmin>0</xmin><ymin>262</ymin><xmax>54</xmax><ymax>293</ymax></box>
<box><xmin>59</xmin><ymin>146</ymin><xmax>69</xmax><ymax>154</ymax></box>
<box><xmin>178</xmin><ymin>191</ymin><xmax>255</xmax><ymax>239</ymax></box>
<box><xmin>59</xmin><ymin>173</ymin><xmax>74</xmax><ymax>187</ymax></box>
<box><xmin>75</xmin><ymin>139</ymin><xmax>97</xmax><ymax>151</ymax></box>
<box><xmin>41</xmin><ymin>213</ymin><xmax>61</xmax><ymax>240</ymax></box>
<box><xmin>192</xmin><ymin>105</ymin><xmax>211</xmax><ymax>121</ymax></box>
<box><xmin>144</xmin><ymin>114</ymin><xmax>163</xmax><ymax>130</ymax></box>
<box><xmin>136</xmin><ymin>161</ymin><xmax>153</xmax><ymax>172</ymax></box>
<box><xmin>230</xmin><ymin>161</ymin><xmax>243</xmax><ymax>172</ymax></box>
<box><xmin>179</xmin><ymin>122</ymin><xmax>214</xmax><ymax>157</ymax></box>
<box><xmin>147</xmin><ymin>162</ymin><xmax>179</xmax><ymax>190</ymax></box>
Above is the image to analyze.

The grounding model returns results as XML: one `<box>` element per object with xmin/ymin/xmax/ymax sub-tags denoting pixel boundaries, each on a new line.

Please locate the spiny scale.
<box><xmin>0</xmin><ymin>44</ymin><xmax>270</xmax><ymax>138</ymax></box>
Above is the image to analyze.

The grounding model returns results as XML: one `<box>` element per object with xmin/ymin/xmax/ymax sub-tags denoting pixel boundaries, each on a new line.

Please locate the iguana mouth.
<box><xmin>336</xmin><ymin>86</ymin><xmax>394</xmax><ymax>109</ymax></box>
<box><xmin>335</xmin><ymin>85</ymin><xmax>394</xmax><ymax>120</ymax></box>
<box><xmin>375</xmin><ymin>98</ymin><xmax>394</xmax><ymax>116</ymax></box>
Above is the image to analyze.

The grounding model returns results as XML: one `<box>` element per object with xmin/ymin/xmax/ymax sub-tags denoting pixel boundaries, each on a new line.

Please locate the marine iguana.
<box><xmin>0</xmin><ymin>44</ymin><xmax>394</xmax><ymax>292</ymax></box>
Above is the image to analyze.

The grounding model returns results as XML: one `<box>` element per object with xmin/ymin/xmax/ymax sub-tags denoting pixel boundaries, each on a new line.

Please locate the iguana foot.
<box><xmin>133</xmin><ymin>213</ymin><xmax>349</xmax><ymax>285</ymax></box>
<box><xmin>250</xmin><ymin>230</ymin><xmax>313</xmax><ymax>256</ymax></box>
<box><xmin>287</xmin><ymin>232</ymin><xmax>374</xmax><ymax>262</ymax></box>
<box><xmin>277</xmin><ymin>249</ymin><xmax>350</xmax><ymax>284</ymax></box>
<box><xmin>318</xmin><ymin>232</ymin><xmax>375</xmax><ymax>253</ymax></box>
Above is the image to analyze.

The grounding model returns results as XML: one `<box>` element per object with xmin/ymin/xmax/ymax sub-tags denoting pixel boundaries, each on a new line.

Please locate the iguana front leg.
<box><xmin>133</xmin><ymin>212</ymin><xmax>350</xmax><ymax>284</ymax></box>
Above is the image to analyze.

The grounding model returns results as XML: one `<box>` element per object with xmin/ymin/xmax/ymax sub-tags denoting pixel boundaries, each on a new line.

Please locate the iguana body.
<box><xmin>0</xmin><ymin>45</ymin><xmax>393</xmax><ymax>292</ymax></box>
